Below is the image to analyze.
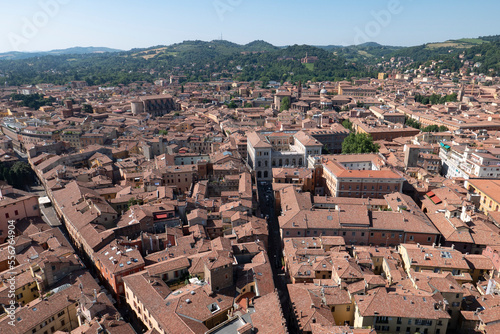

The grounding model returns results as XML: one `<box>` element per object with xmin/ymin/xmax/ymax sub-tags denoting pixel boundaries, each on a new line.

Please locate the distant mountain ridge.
<box><xmin>0</xmin><ymin>35</ymin><xmax>499</xmax><ymax>86</ymax></box>
<box><xmin>0</xmin><ymin>46</ymin><xmax>122</xmax><ymax>60</ymax></box>
<box><xmin>2</xmin><ymin>35</ymin><xmax>499</xmax><ymax>61</ymax></box>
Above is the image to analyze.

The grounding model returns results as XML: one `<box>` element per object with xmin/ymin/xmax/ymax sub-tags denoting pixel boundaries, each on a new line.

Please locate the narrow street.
<box><xmin>257</xmin><ymin>181</ymin><xmax>295</xmax><ymax>332</ymax></box>
<box><xmin>28</xmin><ymin>184</ymin><xmax>61</xmax><ymax>227</ymax></box>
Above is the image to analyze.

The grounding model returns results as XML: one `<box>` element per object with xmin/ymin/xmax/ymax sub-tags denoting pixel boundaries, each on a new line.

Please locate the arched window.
<box><xmin>257</xmin><ymin>171</ymin><xmax>262</xmax><ymax>178</ymax></box>
<box><xmin>264</xmin><ymin>171</ymin><xmax>268</xmax><ymax>178</ymax></box>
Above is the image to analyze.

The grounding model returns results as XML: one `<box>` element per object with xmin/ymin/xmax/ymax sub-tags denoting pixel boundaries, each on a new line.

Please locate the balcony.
<box><xmin>375</xmin><ymin>316</ymin><xmax>389</xmax><ymax>324</ymax></box>
<box><xmin>415</xmin><ymin>319</ymin><xmax>432</xmax><ymax>326</ymax></box>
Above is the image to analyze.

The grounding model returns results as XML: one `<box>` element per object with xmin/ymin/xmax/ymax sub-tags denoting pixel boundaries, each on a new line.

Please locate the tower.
<box><xmin>458</xmin><ymin>83</ymin><xmax>465</xmax><ymax>102</ymax></box>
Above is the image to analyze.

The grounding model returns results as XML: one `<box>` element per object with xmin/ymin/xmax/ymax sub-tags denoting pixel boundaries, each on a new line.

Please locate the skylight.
<box><xmin>208</xmin><ymin>302</ymin><xmax>220</xmax><ymax>313</ymax></box>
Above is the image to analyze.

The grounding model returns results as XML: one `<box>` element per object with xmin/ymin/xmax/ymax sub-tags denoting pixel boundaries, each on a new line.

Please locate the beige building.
<box><xmin>354</xmin><ymin>288</ymin><xmax>450</xmax><ymax>334</ymax></box>
<box><xmin>124</xmin><ymin>272</ymin><xmax>234</xmax><ymax>333</ymax></box>
<box><xmin>0</xmin><ymin>183</ymin><xmax>40</xmax><ymax>244</ymax></box>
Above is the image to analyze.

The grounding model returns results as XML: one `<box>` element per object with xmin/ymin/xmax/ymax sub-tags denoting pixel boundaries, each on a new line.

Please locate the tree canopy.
<box><xmin>341</xmin><ymin>119</ymin><xmax>353</xmax><ymax>131</ymax></box>
<box><xmin>0</xmin><ymin>161</ymin><xmax>35</xmax><ymax>189</ymax></box>
<box><xmin>342</xmin><ymin>133</ymin><xmax>380</xmax><ymax>154</ymax></box>
<box><xmin>10</xmin><ymin>93</ymin><xmax>56</xmax><ymax>110</ymax></box>
<box><xmin>414</xmin><ymin>93</ymin><xmax>457</xmax><ymax>105</ymax></box>
<box><xmin>280</xmin><ymin>96</ymin><xmax>291</xmax><ymax>112</ymax></box>
<box><xmin>421</xmin><ymin>124</ymin><xmax>449</xmax><ymax>132</ymax></box>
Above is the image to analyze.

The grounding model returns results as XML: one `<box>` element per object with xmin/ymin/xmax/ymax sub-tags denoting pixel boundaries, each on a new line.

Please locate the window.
<box><xmin>370</xmin><ymin>232</ymin><xmax>374</xmax><ymax>237</ymax></box>
<box><xmin>346</xmin><ymin>306</ymin><xmax>350</xmax><ymax>311</ymax></box>
<box><xmin>5</xmin><ymin>213</ymin><xmax>9</xmax><ymax>219</ymax></box>
<box><xmin>409</xmin><ymin>235</ymin><xmax>414</xmax><ymax>241</ymax></box>
<box><xmin>427</xmin><ymin>237</ymin><xmax>432</xmax><ymax>242</ymax></box>
<box><xmin>343</xmin><ymin>232</ymin><xmax>346</xmax><ymax>236</ymax></box>
<box><xmin>14</xmin><ymin>210</ymin><xmax>18</xmax><ymax>216</ymax></box>
<box><xmin>352</xmin><ymin>232</ymin><xmax>356</xmax><ymax>236</ymax></box>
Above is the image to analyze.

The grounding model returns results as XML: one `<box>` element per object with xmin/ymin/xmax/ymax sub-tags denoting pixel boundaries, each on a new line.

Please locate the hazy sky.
<box><xmin>1</xmin><ymin>0</ymin><xmax>499</xmax><ymax>52</ymax></box>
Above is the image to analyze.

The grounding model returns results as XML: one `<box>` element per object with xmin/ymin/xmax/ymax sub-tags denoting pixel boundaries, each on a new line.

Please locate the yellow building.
<box><xmin>399</xmin><ymin>243</ymin><xmax>472</xmax><ymax>284</ymax></box>
<box><xmin>39</xmin><ymin>106</ymin><xmax>55</xmax><ymax>112</ymax></box>
<box><xmin>0</xmin><ymin>270</ymin><xmax>39</xmax><ymax>308</ymax></box>
<box><xmin>466</xmin><ymin>179</ymin><xmax>500</xmax><ymax>214</ymax></box>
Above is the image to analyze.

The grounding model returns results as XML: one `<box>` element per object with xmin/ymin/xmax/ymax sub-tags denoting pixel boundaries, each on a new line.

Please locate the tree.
<box><xmin>82</xmin><ymin>104</ymin><xmax>93</xmax><ymax>113</ymax></box>
<box><xmin>227</xmin><ymin>101</ymin><xmax>238</xmax><ymax>109</ymax></box>
<box><xmin>0</xmin><ymin>161</ymin><xmax>34</xmax><ymax>189</ymax></box>
<box><xmin>421</xmin><ymin>125</ymin><xmax>439</xmax><ymax>132</ymax></box>
<box><xmin>244</xmin><ymin>102</ymin><xmax>253</xmax><ymax>108</ymax></box>
<box><xmin>181</xmin><ymin>85</ymin><xmax>184</xmax><ymax>93</ymax></box>
<box><xmin>126</xmin><ymin>197</ymin><xmax>143</xmax><ymax>211</ymax></box>
<box><xmin>280</xmin><ymin>96</ymin><xmax>291</xmax><ymax>112</ymax></box>
<box><xmin>342</xmin><ymin>119</ymin><xmax>353</xmax><ymax>131</ymax></box>
<box><xmin>342</xmin><ymin>133</ymin><xmax>380</xmax><ymax>154</ymax></box>
<box><xmin>439</xmin><ymin>125</ymin><xmax>449</xmax><ymax>132</ymax></box>
<box><xmin>405</xmin><ymin>116</ymin><xmax>421</xmax><ymax>129</ymax></box>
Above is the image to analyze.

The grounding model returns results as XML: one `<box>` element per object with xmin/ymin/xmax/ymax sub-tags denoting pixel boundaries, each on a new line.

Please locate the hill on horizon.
<box><xmin>0</xmin><ymin>46</ymin><xmax>123</xmax><ymax>60</ymax></box>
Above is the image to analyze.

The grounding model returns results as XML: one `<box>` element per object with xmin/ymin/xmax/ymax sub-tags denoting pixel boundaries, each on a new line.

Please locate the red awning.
<box><xmin>155</xmin><ymin>214</ymin><xmax>168</xmax><ymax>219</ymax></box>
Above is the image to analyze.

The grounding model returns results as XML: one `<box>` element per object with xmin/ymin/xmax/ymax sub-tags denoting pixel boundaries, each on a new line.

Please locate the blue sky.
<box><xmin>1</xmin><ymin>0</ymin><xmax>499</xmax><ymax>52</ymax></box>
